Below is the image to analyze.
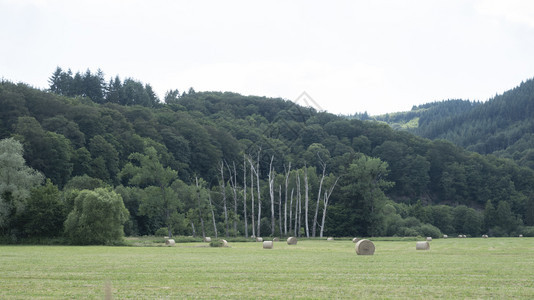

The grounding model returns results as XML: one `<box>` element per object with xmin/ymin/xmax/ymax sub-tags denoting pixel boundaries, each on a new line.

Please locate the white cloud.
<box><xmin>475</xmin><ymin>0</ymin><xmax>534</xmax><ymax>28</ymax></box>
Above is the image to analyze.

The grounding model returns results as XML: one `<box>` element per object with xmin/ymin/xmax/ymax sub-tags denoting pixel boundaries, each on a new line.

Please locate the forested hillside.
<box><xmin>368</xmin><ymin>78</ymin><xmax>534</xmax><ymax>170</ymax></box>
<box><xmin>1</xmin><ymin>69</ymin><xmax>534</xmax><ymax>244</ymax></box>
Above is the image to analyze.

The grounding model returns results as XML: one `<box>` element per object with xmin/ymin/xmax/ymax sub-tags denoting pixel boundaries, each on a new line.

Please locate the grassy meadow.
<box><xmin>1</xmin><ymin>237</ymin><xmax>533</xmax><ymax>299</ymax></box>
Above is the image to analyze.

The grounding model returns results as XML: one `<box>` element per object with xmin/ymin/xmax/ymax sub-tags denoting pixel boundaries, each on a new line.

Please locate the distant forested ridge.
<box><xmin>367</xmin><ymin>78</ymin><xmax>534</xmax><ymax>170</ymax></box>
<box><xmin>1</xmin><ymin>69</ymin><xmax>533</xmax><ymax>244</ymax></box>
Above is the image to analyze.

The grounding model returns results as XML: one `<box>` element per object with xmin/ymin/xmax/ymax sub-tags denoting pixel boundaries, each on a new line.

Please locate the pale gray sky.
<box><xmin>1</xmin><ymin>0</ymin><xmax>534</xmax><ymax>115</ymax></box>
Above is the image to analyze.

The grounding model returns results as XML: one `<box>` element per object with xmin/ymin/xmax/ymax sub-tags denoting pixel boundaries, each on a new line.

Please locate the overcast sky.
<box><xmin>1</xmin><ymin>0</ymin><xmax>534</xmax><ymax>115</ymax></box>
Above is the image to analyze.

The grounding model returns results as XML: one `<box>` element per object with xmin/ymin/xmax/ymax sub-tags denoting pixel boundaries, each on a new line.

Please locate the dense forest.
<box><xmin>1</xmin><ymin>68</ymin><xmax>534</xmax><ymax>244</ymax></box>
<box><xmin>366</xmin><ymin>78</ymin><xmax>534</xmax><ymax>170</ymax></box>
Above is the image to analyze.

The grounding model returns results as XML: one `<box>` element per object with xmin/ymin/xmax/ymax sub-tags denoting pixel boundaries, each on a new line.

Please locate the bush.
<box><xmin>517</xmin><ymin>226</ymin><xmax>534</xmax><ymax>237</ymax></box>
<box><xmin>209</xmin><ymin>240</ymin><xmax>225</xmax><ymax>247</ymax></box>
<box><xmin>418</xmin><ymin>224</ymin><xmax>442</xmax><ymax>238</ymax></box>
<box><xmin>488</xmin><ymin>226</ymin><xmax>508</xmax><ymax>237</ymax></box>
<box><xmin>155</xmin><ymin>227</ymin><xmax>168</xmax><ymax>237</ymax></box>
<box><xmin>397</xmin><ymin>227</ymin><xmax>419</xmax><ymax>237</ymax></box>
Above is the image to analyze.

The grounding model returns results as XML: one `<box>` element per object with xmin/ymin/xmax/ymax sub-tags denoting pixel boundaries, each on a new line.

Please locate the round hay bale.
<box><xmin>463</xmin><ymin>235</ymin><xmax>467</xmax><ymax>238</ymax></box>
<box><xmin>165</xmin><ymin>239</ymin><xmax>175</xmax><ymax>246</ymax></box>
<box><xmin>355</xmin><ymin>239</ymin><xmax>375</xmax><ymax>255</ymax></box>
<box><xmin>327</xmin><ymin>237</ymin><xmax>334</xmax><ymax>241</ymax></box>
<box><xmin>222</xmin><ymin>239</ymin><xmax>228</xmax><ymax>247</ymax></box>
<box><xmin>519</xmin><ymin>234</ymin><xmax>523</xmax><ymax>238</ymax></box>
<box><xmin>263</xmin><ymin>241</ymin><xmax>273</xmax><ymax>249</ymax></box>
<box><xmin>273</xmin><ymin>237</ymin><xmax>280</xmax><ymax>242</ymax></box>
<box><xmin>482</xmin><ymin>234</ymin><xmax>488</xmax><ymax>238</ymax></box>
<box><xmin>256</xmin><ymin>237</ymin><xmax>263</xmax><ymax>242</ymax></box>
<box><xmin>443</xmin><ymin>235</ymin><xmax>448</xmax><ymax>239</ymax></box>
<box><xmin>203</xmin><ymin>237</ymin><xmax>212</xmax><ymax>242</ymax></box>
<box><xmin>416</xmin><ymin>241</ymin><xmax>430</xmax><ymax>250</ymax></box>
<box><xmin>426</xmin><ymin>237</ymin><xmax>432</xmax><ymax>242</ymax></box>
<box><xmin>458</xmin><ymin>235</ymin><xmax>463</xmax><ymax>238</ymax></box>
<box><xmin>352</xmin><ymin>237</ymin><xmax>361</xmax><ymax>243</ymax></box>
<box><xmin>287</xmin><ymin>236</ymin><xmax>298</xmax><ymax>245</ymax></box>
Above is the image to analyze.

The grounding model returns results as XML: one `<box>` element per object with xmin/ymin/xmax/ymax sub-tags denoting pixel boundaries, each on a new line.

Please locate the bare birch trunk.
<box><xmin>190</xmin><ymin>220</ymin><xmax>196</xmax><ymax>237</ymax></box>
<box><xmin>255</xmin><ymin>151</ymin><xmax>261</xmax><ymax>237</ymax></box>
<box><xmin>289</xmin><ymin>188</ymin><xmax>294</xmax><ymax>235</ymax></box>
<box><xmin>319</xmin><ymin>176</ymin><xmax>340</xmax><ymax>238</ymax></box>
<box><xmin>284</xmin><ymin>163</ymin><xmax>291</xmax><ymax>236</ymax></box>
<box><xmin>312</xmin><ymin>162</ymin><xmax>326</xmax><ymax>237</ymax></box>
<box><xmin>250</xmin><ymin>159</ymin><xmax>255</xmax><ymax>237</ymax></box>
<box><xmin>295</xmin><ymin>172</ymin><xmax>302</xmax><ymax>236</ymax></box>
<box><xmin>269</xmin><ymin>156</ymin><xmax>275</xmax><ymax>236</ymax></box>
<box><xmin>304</xmin><ymin>166</ymin><xmax>310</xmax><ymax>238</ymax></box>
<box><xmin>243</xmin><ymin>155</ymin><xmax>248</xmax><ymax>238</ymax></box>
<box><xmin>278</xmin><ymin>184</ymin><xmax>282</xmax><ymax>237</ymax></box>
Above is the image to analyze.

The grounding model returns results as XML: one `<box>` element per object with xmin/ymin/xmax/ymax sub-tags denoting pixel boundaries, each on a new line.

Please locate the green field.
<box><xmin>1</xmin><ymin>238</ymin><xmax>533</xmax><ymax>299</ymax></box>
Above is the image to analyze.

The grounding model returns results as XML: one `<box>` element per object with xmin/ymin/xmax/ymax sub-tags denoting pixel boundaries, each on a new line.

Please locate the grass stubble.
<box><xmin>0</xmin><ymin>238</ymin><xmax>533</xmax><ymax>299</ymax></box>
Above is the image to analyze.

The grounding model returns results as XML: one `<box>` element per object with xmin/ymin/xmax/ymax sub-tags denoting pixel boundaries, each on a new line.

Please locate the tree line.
<box><xmin>1</xmin><ymin>70</ymin><xmax>534</xmax><ymax>244</ymax></box>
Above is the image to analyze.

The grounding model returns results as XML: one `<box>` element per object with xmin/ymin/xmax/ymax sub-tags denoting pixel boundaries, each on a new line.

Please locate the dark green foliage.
<box><xmin>21</xmin><ymin>179</ymin><xmax>66</xmax><ymax>237</ymax></box>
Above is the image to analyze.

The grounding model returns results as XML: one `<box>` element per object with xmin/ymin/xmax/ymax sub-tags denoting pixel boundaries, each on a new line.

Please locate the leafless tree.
<box><xmin>225</xmin><ymin>160</ymin><xmax>239</xmax><ymax>236</ymax></box>
<box><xmin>284</xmin><ymin>162</ymin><xmax>291</xmax><ymax>236</ymax></box>
<box><xmin>268</xmin><ymin>155</ymin><xmax>275</xmax><ymax>235</ymax></box>
<box><xmin>312</xmin><ymin>155</ymin><xmax>327</xmax><ymax>237</ymax></box>
<box><xmin>249</xmin><ymin>157</ymin><xmax>255</xmax><ymax>237</ymax></box>
<box><xmin>242</xmin><ymin>154</ymin><xmax>248</xmax><ymax>238</ymax></box>
<box><xmin>319</xmin><ymin>175</ymin><xmax>340</xmax><ymax>238</ymax></box>
<box><xmin>278</xmin><ymin>184</ymin><xmax>282</xmax><ymax>237</ymax></box>
<box><xmin>304</xmin><ymin>165</ymin><xmax>310</xmax><ymax>238</ymax></box>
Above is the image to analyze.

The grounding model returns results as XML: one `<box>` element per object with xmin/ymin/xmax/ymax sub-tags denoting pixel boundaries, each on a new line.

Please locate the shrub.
<box><xmin>418</xmin><ymin>224</ymin><xmax>442</xmax><ymax>238</ymax></box>
<box><xmin>209</xmin><ymin>240</ymin><xmax>225</xmax><ymax>247</ymax></box>
<box><xmin>155</xmin><ymin>227</ymin><xmax>168</xmax><ymax>237</ymax></box>
<box><xmin>517</xmin><ymin>226</ymin><xmax>534</xmax><ymax>237</ymax></box>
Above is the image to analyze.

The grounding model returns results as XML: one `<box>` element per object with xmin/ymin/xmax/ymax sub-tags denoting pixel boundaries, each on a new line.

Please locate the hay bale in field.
<box><xmin>463</xmin><ymin>235</ymin><xmax>467</xmax><ymax>238</ymax></box>
<box><xmin>165</xmin><ymin>239</ymin><xmax>175</xmax><ymax>246</ymax></box>
<box><xmin>256</xmin><ymin>237</ymin><xmax>263</xmax><ymax>242</ymax></box>
<box><xmin>458</xmin><ymin>234</ymin><xmax>464</xmax><ymax>238</ymax></box>
<box><xmin>273</xmin><ymin>237</ymin><xmax>280</xmax><ymax>242</ymax></box>
<box><xmin>443</xmin><ymin>235</ymin><xmax>448</xmax><ymax>239</ymax></box>
<box><xmin>426</xmin><ymin>237</ymin><xmax>432</xmax><ymax>242</ymax></box>
<box><xmin>287</xmin><ymin>237</ymin><xmax>298</xmax><ymax>245</ymax></box>
<box><xmin>519</xmin><ymin>234</ymin><xmax>523</xmax><ymax>238</ymax></box>
<box><xmin>482</xmin><ymin>234</ymin><xmax>488</xmax><ymax>238</ymax></box>
<box><xmin>355</xmin><ymin>239</ymin><xmax>375</xmax><ymax>255</ymax></box>
<box><xmin>416</xmin><ymin>241</ymin><xmax>430</xmax><ymax>250</ymax></box>
<box><xmin>327</xmin><ymin>237</ymin><xmax>334</xmax><ymax>241</ymax></box>
<box><xmin>203</xmin><ymin>237</ymin><xmax>212</xmax><ymax>242</ymax></box>
<box><xmin>263</xmin><ymin>241</ymin><xmax>273</xmax><ymax>249</ymax></box>
<box><xmin>222</xmin><ymin>239</ymin><xmax>228</xmax><ymax>247</ymax></box>
<box><xmin>352</xmin><ymin>237</ymin><xmax>361</xmax><ymax>243</ymax></box>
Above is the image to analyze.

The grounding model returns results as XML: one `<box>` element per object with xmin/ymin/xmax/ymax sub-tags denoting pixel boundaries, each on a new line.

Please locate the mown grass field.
<box><xmin>1</xmin><ymin>237</ymin><xmax>533</xmax><ymax>299</ymax></box>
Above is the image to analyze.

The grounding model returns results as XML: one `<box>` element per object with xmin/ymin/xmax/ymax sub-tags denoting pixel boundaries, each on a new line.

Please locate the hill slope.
<box><xmin>365</xmin><ymin>78</ymin><xmax>534</xmax><ymax>169</ymax></box>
